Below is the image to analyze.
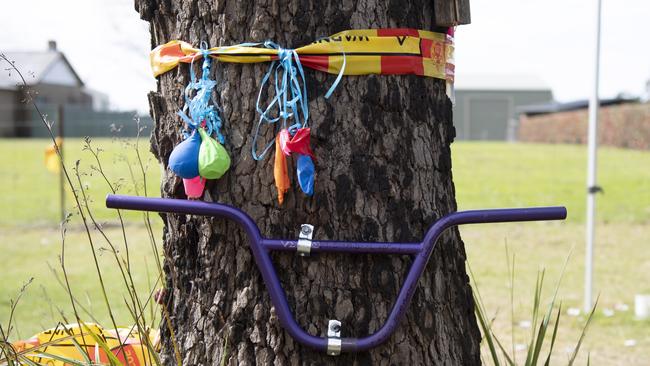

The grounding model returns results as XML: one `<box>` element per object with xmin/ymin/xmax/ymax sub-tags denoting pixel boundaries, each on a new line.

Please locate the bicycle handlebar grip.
<box><xmin>445</xmin><ymin>206</ymin><xmax>567</xmax><ymax>226</ymax></box>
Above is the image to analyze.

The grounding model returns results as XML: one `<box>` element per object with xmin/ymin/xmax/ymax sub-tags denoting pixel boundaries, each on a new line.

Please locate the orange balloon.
<box><xmin>274</xmin><ymin>134</ymin><xmax>290</xmax><ymax>205</ymax></box>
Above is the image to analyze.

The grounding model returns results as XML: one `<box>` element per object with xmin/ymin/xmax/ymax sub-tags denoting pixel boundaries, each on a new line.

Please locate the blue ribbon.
<box><xmin>325</xmin><ymin>52</ymin><xmax>346</xmax><ymax>99</ymax></box>
<box><xmin>177</xmin><ymin>42</ymin><xmax>225</xmax><ymax>144</ymax></box>
<box><xmin>250</xmin><ymin>41</ymin><xmax>348</xmax><ymax>160</ymax></box>
<box><xmin>251</xmin><ymin>42</ymin><xmax>310</xmax><ymax>160</ymax></box>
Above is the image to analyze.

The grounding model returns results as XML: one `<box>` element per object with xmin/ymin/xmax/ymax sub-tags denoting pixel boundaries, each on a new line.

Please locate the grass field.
<box><xmin>0</xmin><ymin>138</ymin><xmax>161</xmax><ymax>226</ymax></box>
<box><xmin>452</xmin><ymin>142</ymin><xmax>650</xmax><ymax>224</ymax></box>
<box><xmin>1</xmin><ymin>138</ymin><xmax>649</xmax><ymax>364</ymax></box>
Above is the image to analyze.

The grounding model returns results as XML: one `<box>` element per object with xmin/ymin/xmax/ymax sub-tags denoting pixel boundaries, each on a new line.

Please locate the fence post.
<box><xmin>57</xmin><ymin>104</ymin><xmax>65</xmax><ymax>223</ymax></box>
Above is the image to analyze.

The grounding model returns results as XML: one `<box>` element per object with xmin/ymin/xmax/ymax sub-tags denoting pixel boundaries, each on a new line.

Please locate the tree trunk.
<box><xmin>135</xmin><ymin>0</ymin><xmax>480</xmax><ymax>364</ymax></box>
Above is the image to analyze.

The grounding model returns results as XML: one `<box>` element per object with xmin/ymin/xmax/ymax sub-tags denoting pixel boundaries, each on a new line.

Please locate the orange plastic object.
<box><xmin>11</xmin><ymin>322</ymin><xmax>158</xmax><ymax>366</ymax></box>
<box><xmin>274</xmin><ymin>134</ymin><xmax>290</xmax><ymax>205</ymax></box>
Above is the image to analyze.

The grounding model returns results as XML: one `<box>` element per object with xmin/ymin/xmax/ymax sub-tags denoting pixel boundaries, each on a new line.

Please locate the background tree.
<box><xmin>135</xmin><ymin>0</ymin><xmax>478</xmax><ymax>364</ymax></box>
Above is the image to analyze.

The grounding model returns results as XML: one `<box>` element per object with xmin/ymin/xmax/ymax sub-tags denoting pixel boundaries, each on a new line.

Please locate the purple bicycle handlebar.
<box><xmin>106</xmin><ymin>194</ymin><xmax>566</xmax><ymax>355</ymax></box>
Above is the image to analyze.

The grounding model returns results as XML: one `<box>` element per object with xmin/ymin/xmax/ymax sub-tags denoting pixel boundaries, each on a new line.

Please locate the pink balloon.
<box><xmin>279</xmin><ymin>128</ymin><xmax>291</xmax><ymax>156</ymax></box>
<box><xmin>183</xmin><ymin>176</ymin><xmax>206</xmax><ymax>199</ymax></box>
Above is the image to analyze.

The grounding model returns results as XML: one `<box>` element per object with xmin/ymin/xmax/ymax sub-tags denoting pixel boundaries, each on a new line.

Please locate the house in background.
<box><xmin>453</xmin><ymin>74</ymin><xmax>554</xmax><ymax>141</ymax></box>
<box><xmin>0</xmin><ymin>41</ymin><xmax>152</xmax><ymax>138</ymax></box>
<box><xmin>0</xmin><ymin>41</ymin><xmax>93</xmax><ymax>137</ymax></box>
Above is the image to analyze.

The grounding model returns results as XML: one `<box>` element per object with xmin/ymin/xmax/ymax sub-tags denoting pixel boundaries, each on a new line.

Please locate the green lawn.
<box><xmin>0</xmin><ymin>222</ymin><xmax>164</xmax><ymax>340</ymax></box>
<box><xmin>4</xmin><ymin>139</ymin><xmax>648</xmax><ymax>226</ymax></box>
<box><xmin>1</xmin><ymin>138</ymin><xmax>649</xmax><ymax>364</ymax></box>
<box><xmin>452</xmin><ymin>142</ymin><xmax>650</xmax><ymax>223</ymax></box>
<box><xmin>0</xmin><ymin>137</ymin><xmax>161</xmax><ymax>226</ymax></box>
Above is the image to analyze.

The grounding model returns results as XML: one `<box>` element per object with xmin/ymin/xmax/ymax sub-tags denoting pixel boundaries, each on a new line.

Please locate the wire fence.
<box><xmin>0</xmin><ymin>104</ymin><xmax>153</xmax><ymax>138</ymax></box>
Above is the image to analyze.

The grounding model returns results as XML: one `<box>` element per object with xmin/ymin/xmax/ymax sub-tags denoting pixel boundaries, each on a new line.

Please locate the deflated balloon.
<box><xmin>198</xmin><ymin>128</ymin><xmax>231</xmax><ymax>179</ymax></box>
<box><xmin>279</xmin><ymin>128</ymin><xmax>314</xmax><ymax>158</ymax></box>
<box><xmin>296</xmin><ymin>154</ymin><xmax>314</xmax><ymax>196</ymax></box>
<box><xmin>274</xmin><ymin>134</ymin><xmax>290</xmax><ymax>205</ymax></box>
<box><xmin>169</xmin><ymin>130</ymin><xmax>200</xmax><ymax>179</ymax></box>
<box><xmin>183</xmin><ymin>176</ymin><xmax>206</xmax><ymax>199</ymax></box>
<box><xmin>279</xmin><ymin>128</ymin><xmax>291</xmax><ymax>156</ymax></box>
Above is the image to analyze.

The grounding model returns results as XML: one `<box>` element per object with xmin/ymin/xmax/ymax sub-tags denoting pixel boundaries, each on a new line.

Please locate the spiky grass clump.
<box><xmin>471</xmin><ymin>245</ymin><xmax>597</xmax><ymax>366</ymax></box>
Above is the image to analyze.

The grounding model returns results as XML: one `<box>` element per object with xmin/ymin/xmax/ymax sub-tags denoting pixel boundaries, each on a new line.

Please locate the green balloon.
<box><xmin>198</xmin><ymin>128</ymin><xmax>231</xmax><ymax>179</ymax></box>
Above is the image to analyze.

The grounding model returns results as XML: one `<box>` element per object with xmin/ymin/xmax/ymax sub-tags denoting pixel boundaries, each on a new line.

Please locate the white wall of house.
<box><xmin>40</xmin><ymin>59</ymin><xmax>79</xmax><ymax>87</ymax></box>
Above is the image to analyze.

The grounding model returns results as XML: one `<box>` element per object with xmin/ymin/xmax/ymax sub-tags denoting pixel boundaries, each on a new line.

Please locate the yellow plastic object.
<box><xmin>44</xmin><ymin>138</ymin><xmax>63</xmax><ymax>173</ymax></box>
<box><xmin>150</xmin><ymin>28</ymin><xmax>455</xmax><ymax>83</ymax></box>
<box><xmin>11</xmin><ymin>323</ymin><xmax>159</xmax><ymax>366</ymax></box>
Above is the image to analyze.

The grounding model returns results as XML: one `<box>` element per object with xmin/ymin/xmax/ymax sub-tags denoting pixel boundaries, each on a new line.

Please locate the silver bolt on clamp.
<box><xmin>297</xmin><ymin>224</ymin><xmax>314</xmax><ymax>256</ymax></box>
<box><xmin>327</xmin><ymin>319</ymin><xmax>342</xmax><ymax>356</ymax></box>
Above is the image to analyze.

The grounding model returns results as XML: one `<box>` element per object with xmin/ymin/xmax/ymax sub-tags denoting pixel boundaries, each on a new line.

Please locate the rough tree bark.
<box><xmin>135</xmin><ymin>0</ymin><xmax>480</xmax><ymax>364</ymax></box>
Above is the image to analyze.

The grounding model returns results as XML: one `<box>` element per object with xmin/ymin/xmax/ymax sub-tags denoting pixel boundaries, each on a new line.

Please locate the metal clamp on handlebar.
<box><xmin>327</xmin><ymin>320</ymin><xmax>342</xmax><ymax>356</ymax></box>
<box><xmin>297</xmin><ymin>224</ymin><xmax>314</xmax><ymax>256</ymax></box>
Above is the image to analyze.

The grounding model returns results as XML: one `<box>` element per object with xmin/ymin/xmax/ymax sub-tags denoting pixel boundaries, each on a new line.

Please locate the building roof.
<box><xmin>518</xmin><ymin>97</ymin><xmax>640</xmax><ymax>116</ymax></box>
<box><xmin>0</xmin><ymin>50</ymin><xmax>84</xmax><ymax>90</ymax></box>
<box><xmin>455</xmin><ymin>73</ymin><xmax>551</xmax><ymax>91</ymax></box>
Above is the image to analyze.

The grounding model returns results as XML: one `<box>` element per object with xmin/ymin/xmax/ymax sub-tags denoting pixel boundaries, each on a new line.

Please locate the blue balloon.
<box><xmin>297</xmin><ymin>154</ymin><xmax>314</xmax><ymax>196</ymax></box>
<box><xmin>169</xmin><ymin>130</ymin><xmax>201</xmax><ymax>178</ymax></box>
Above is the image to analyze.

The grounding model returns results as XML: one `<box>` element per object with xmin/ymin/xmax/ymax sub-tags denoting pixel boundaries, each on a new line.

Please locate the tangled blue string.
<box><xmin>251</xmin><ymin>43</ymin><xmax>307</xmax><ymax>160</ymax></box>
<box><xmin>177</xmin><ymin>43</ymin><xmax>225</xmax><ymax>144</ymax></box>
<box><xmin>251</xmin><ymin>41</ymin><xmax>346</xmax><ymax>160</ymax></box>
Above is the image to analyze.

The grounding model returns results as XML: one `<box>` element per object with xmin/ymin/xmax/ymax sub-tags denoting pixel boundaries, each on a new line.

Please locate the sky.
<box><xmin>455</xmin><ymin>0</ymin><xmax>650</xmax><ymax>102</ymax></box>
<box><xmin>0</xmin><ymin>0</ymin><xmax>153</xmax><ymax>113</ymax></box>
<box><xmin>1</xmin><ymin>0</ymin><xmax>648</xmax><ymax>113</ymax></box>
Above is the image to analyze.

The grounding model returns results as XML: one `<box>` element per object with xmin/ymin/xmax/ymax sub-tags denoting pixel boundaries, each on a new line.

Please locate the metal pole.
<box><xmin>58</xmin><ymin>104</ymin><xmax>65</xmax><ymax>223</ymax></box>
<box><xmin>585</xmin><ymin>0</ymin><xmax>602</xmax><ymax>313</ymax></box>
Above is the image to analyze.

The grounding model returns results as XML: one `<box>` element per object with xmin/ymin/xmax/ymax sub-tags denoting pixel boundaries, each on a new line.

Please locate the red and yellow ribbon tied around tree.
<box><xmin>151</xmin><ymin>28</ymin><xmax>455</xmax><ymax>86</ymax></box>
<box><xmin>152</xmin><ymin>28</ymin><xmax>455</xmax><ymax>204</ymax></box>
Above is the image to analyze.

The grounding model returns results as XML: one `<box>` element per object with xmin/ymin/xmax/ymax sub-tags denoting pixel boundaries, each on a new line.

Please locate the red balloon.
<box><xmin>279</xmin><ymin>128</ymin><xmax>314</xmax><ymax>158</ymax></box>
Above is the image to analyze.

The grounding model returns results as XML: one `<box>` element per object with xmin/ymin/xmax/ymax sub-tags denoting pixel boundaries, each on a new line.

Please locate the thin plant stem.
<box><xmin>59</xmin><ymin>221</ymin><xmax>92</xmax><ymax>359</ymax></box>
<box><xmin>4</xmin><ymin>278</ymin><xmax>33</xmax><ymax>340</ymax></box>
<box><xmin>80</xmin><ymin>140</ymin><xmax>149</xmax><ymax>326</ymax></box>
<box><xmin>46</xmin><ymin>263</ymin><xmax>101</xmax><ymax>325</ymax></box>
<box><xmin>72</xmin><ymin>163</ymin><xmax>133</xmax><ymax>360</ymax></box>
<box><xmin>84</xmin><ymin>138</ymin><xmax>132</xmax><ymax>272</ymax></box>
<box><xmin>0</xmin><ymin>53</ymin><xmax>98</xmax><ymax>360</ymax></box>
<box><xmin>504</xmin><ymin>241</ymin><xmax>515</xmax><ymax>365</ymax></box>
<box><xmin>1</xmin><ymin>54</ymin><xmax>164</xmax><ymax>365</ymax></box>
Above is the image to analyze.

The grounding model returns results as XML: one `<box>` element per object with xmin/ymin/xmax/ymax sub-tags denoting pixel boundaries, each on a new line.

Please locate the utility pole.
<box><xmin>585</xmin><ymin>0</ymin><xmax>603</xmax><ymax>313</ymax></box>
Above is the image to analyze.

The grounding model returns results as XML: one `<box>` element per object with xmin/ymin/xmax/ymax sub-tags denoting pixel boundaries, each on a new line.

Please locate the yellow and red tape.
<box><xmin>150</xmin><ymin>28</ymin><xmax>455</xmax><ymax>85</ymax></box>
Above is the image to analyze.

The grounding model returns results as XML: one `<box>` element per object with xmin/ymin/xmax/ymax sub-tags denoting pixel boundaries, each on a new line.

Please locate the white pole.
<box><xmin>585</xmin><ymin>0</ymin><xmax>603</xmax><ymax>313</ymax></box>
